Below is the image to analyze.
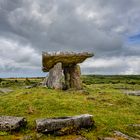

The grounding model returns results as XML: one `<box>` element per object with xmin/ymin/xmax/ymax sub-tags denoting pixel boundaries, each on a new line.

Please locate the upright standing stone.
<box><xmin>70</xmin><ymin>65</ymin><xmax>82</xmax><ymax>90</ymax></box>
<box><xmin>64</xmin><ymin>67</ymin><xmax>71</xmax><ymax>89</ymax></box>
<box><xmin>47</xmin><ymin>62</ymin><xmax>63</xmax><ymax>89</ymax></box>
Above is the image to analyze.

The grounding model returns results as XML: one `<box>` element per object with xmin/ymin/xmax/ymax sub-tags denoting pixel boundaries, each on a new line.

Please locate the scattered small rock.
<box><xmin>114</xmin><ymin>87</ymin><xmax>131</xmax><ymax>90</ymax></box>
<box><xmin>128</xmin><ymin>124</ymin><xmax>140</xmax><ymax>129</ymax></box>
<box><xmin>36</xmin><ymin>133</ymin><xmax>43</xmax><ymax>139</ymax></box>
<box><xmin>74</xmin><ymin>136</ymin><xmax>88</xmax><ymax>140</ymax></box>
<box><xmin>24</xmin><ymin>92</ymin><xmax>31</xmax><ymax>94</ymax></box>
<box><xmin>98</xmin><ymin>137</ymin><xmax>117</xmax><ymax>140</ymax></box>
<box><xmin>25</xmin><ymin>84</ymin><xmax>37</xmax><ymax>89</ymax></box>
<box><xmin>122</xmin><ymin>90</ymin><xmax>140</xmax><ymax>96</ymax></box>
<box><xmin>106</xmin><ymin>103</ymin><xmax>113</xmax><ymax>106</ymax></box>
<box><xmin>114</xmin><ymin>130</ymin><xmax>138</xmax><ymax>140</ymax></box>
<box><xmin>86</xmin><ymin>96</ymin><xmax>95</xmax><ymax>100</ymax></box>
<box><xmin>20</xmin><ymin>135</ymin><xmax>33</xmax><ymax>140</ymax></box>
<box><xmin>0</xmin><ymin>116</ymin><xmax>27</xmax><ymax>132</ymax></box>
<box><xmin>103</xmin><ymin>138</ymin><xmax>118</xmax><ymax>140</ymax></box>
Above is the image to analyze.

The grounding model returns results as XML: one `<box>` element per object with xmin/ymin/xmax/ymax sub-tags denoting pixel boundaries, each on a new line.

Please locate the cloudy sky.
<box><xmin>0</xmin><ymin>0</ymin><xmax>140</xmax><ymax>77</ymax></box>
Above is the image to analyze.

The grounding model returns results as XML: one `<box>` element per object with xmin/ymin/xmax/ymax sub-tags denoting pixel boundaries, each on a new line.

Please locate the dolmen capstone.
<box><xmin>42</xmin><ymin>52</ymin><xmax>94</xmax><ymax>90</ymax></box>
<box><xmin>36</xmin><ymin>114</ymin><xmax>94</xmax><ymax>135</ymax></box>
<box><xmin>0</xmin><ymin>116</ymin><xmax>27</xmax><ymax>131</ymax></box>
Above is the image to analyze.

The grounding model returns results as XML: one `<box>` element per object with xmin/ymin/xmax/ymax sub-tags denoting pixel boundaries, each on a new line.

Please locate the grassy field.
<box><xmin>0</xmin><ymin>75</ymin><xmax>140</xmax><ymax>140</ymax></box>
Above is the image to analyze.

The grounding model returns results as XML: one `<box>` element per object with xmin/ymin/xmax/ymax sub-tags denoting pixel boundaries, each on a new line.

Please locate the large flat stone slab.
<box><xmin>36</xmin><ymin>114</ymin><xmax>94</xmax><ymax>134</ymax></box>
<box><xmin>47</xmin><ymin>62</ymin><xmax>63</xmax><ymax>89</ymax></box>
<box><xmin>0</xmin><ymin>116</ymin><xmax>27</xmax><ymax>131</ymax></box>
<box><xmin>42</xmin><ymin>52</ymin><xmax>94</xmax><ymax>72</ymax></box>
<box><xmin>0</xmin><ymin>88</ymin><xmax>13</xmax><ymax>94</ymax></box>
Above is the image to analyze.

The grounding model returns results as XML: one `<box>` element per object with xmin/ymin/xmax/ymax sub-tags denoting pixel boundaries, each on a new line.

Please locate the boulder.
<box><xmin>47</xmin><ymin>62</ymin><xmax>63</xmax><ymax>89</ymax></box>
<box><xmin>36</xmin><ymin>114</ymin><xmax>94</xmax><ymax>134</ymax></box>
<box><xmin>0</xmin><ymin>116</ymin><xmax>27</xmax><ymax>131</ymax></box>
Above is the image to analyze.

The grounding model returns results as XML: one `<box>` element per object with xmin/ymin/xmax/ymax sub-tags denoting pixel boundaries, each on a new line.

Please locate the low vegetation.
<box><xmin>0</xmin><ymin>75</ymin><xmax>140</xmax><ymax>140</ymax></box>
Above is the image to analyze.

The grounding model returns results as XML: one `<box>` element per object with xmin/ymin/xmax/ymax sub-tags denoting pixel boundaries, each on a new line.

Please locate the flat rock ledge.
<box><xmin>0</xmin><ymin>116</ymin><xmax>27</xmax><ymax>131</ymax></box>
<box><xmin>36</xmin><ymin>114</ymin><xmax>94</xmax><ymax>134</ymax></box>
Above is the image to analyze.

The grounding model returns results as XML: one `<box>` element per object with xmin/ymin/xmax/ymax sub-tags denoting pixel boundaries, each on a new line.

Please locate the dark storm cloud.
<box><xmin>0</xmin><ymin>0</ymin><xmax>140</xmax><ymax>76</ymax></box>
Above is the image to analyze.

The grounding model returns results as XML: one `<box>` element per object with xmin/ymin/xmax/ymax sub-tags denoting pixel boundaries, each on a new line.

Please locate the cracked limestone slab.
<box><xmin>0</xmin><ymin>116</ymin><xmax>27</xmax><ymax>131</ymax></box>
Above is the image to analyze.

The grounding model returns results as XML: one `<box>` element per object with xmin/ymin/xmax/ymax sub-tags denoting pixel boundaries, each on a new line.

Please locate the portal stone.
<box><xmin>64</xmin><ymin>67</ymin><xmax>71</xmax><ymax>89</ymax></box>
<box><xmin>47</xmin><ymin>62</ymin><xmax>63</xmax><ymax>89</ymax></box>
<box><xmin>70</xmin><ymin>65</ymin><xmax>82</xmax><ymax>90</ymax></box>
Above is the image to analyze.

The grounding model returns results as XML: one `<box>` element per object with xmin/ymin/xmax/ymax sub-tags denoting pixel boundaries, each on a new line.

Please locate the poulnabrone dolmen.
<box><xmin>42</xmin><ymin>52</ymin><xmax>94</xmax><ymax>90</ymax></box>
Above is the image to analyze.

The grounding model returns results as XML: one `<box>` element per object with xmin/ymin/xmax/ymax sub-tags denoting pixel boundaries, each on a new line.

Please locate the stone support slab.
<box><xmin>47</xmin><ymin>62</ymin><xmax>63</xmax><ymax>89</ymax></box>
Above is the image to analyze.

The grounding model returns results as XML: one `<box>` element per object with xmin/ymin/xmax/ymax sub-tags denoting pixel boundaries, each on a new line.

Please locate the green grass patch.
<box><xmin>0</xmin><ymin>75</ymin><xmax>140</xmax><ymax>140</ymax></box>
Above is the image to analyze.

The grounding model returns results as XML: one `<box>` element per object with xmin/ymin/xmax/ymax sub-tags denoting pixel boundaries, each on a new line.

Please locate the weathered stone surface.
<box><xmin>114</xmin><ymin>131</ymin><xmax>138</xmax><ymax>140</ymax></box>
<box><xmin>47</xmin><ymin>62</ymin><xmax>63</xmax><ymax>89</ymax></box>
<box><xmin>128</xmin><ymin>124</ymin><xmax>140</xmax><ymax>129</ymax></box>
<box><xmin>63</xmin><ymin>65</ymin><xmax>82</xmax><ymax>90</ymax></box>
<box><xmin>0</xmin><ymin>116</ymin><xmax>27</xmax><ymax>131</ymax></box>
<box><xmin>36</xmin><ymin>114</ymin><xmax>94</xmax><ymax>134</ymax></box>
<box><xmin>25</xmin><ymin>83</ymin><xmax>38</xmax><ymax>89</ymax></box>
<box><xmin>86</xmin><ymin>96</ymin><xmax>95</xmax><ymax>100</ymax></box>
<box><xmin>42</xmin><ymin>76</ymin><xmax>48</xmax><ymax>87</ymax></box>
<box><xmin>64</xmin><ymin>67</ymin><xmax>71</xmax><ymax>89</ymax></box>
<box><xmin>0</xmin><ymin>88</ymin><xmax>13</xmax><ymax>94</ymax></box>
<box><xmin>74</xmin><ymin>137</ymin><xmax>88</xmax><ymax>140</ymax></box>
<box><xmin>42</xmin><ymin>52</ymin><xmax>94</xmax><ymax>72</ymax></box>
<box><xmin>20</xmin><ymin>135</ymin><xmax>32</xmax><ymax>140</ymax></box>
<box><xmin>98</xmin><ymin>137</ymin><xmax>118</xmax><ymax>140</ymax></box>
<box><xmin>103</xmin><ymin>138</ymin><xmax>118</xmax><ymax>140</ymax></box>
<box><xmin>69</xmin><ymin>65</ymin><xmax>82</xmax><ymax>90</ymax></box>
<box><xmin>122</xmin><ymin>90</ymin><xmax>140</xmax><ymax>96</ymax></box>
